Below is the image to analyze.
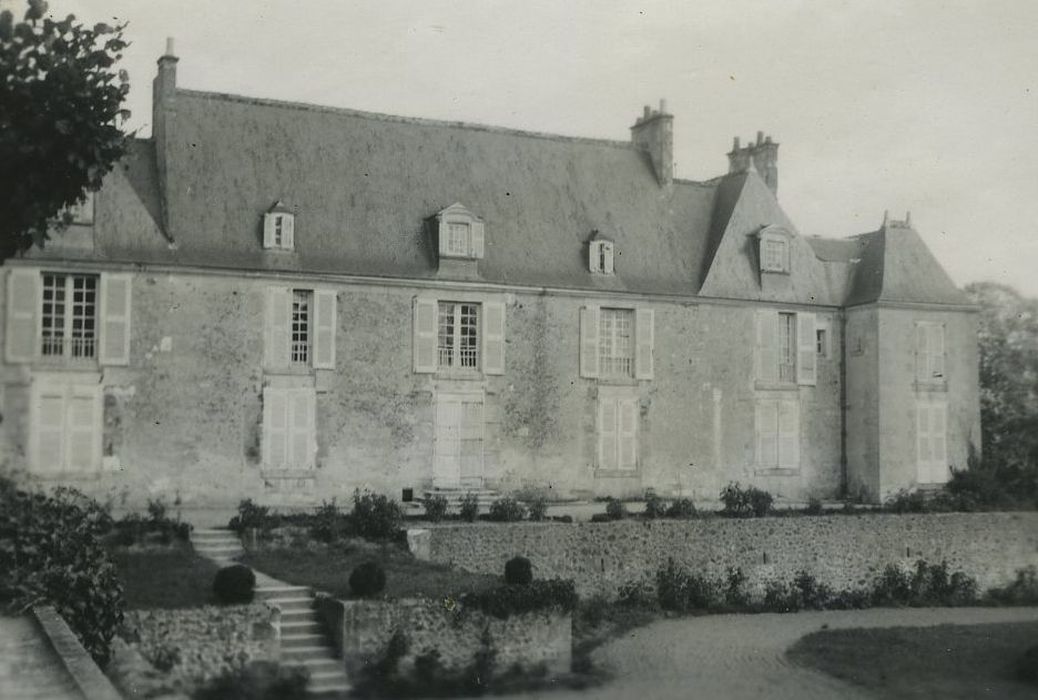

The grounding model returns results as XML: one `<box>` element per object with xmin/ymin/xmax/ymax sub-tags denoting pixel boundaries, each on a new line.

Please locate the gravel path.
<box><xmin>507</xmin><ymin>606</ymin><xmax>1038</xmax><ymax>700</ymax></box>
<box><xmin>0</xmin><ymin>615</ymin><xmax>83</xmax><ymax>700</ymax></box>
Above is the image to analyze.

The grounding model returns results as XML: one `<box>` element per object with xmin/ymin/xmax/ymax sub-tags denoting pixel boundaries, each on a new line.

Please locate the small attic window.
<box><xmin>589</xmin><ymin>239</ymin><xmax>615</xmax><ymax>275</ymax></box>
<box><xmin>758</xmin><ymin>225</ymin><xmax>793</xmax><ymax>274</ymax></box>
<box><xmin>263</xmin><ymin>201</ymin><xmax>295</xmax><ymax>251</ymax></box>
<box><xmin>436</xmin><ymin>203</ymin><xmax>484</xmax><ymax>260</ymax></box>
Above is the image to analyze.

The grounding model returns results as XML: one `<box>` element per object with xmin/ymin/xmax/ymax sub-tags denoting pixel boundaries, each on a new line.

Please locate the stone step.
<box><xmin>255</xmin><ymin>585</ymin><xmax>311</xmax><ymax>600</ymax></box>
<box><xmin>294</xmin><ymin>658</ymin><xmax>341</xmax><ymax>671</ymax></box>
<box><xmin>192</xmin><ymin>529</ymin><xmax>239</xmax><ymax>538</ymax></box>
<box><xmin>282</xmin><ymin>633</ymin><xmax>328</xmax><ymax>649</ymax></box>
<box><xmin>280</xmin><ymin>620</ymin><xmax>323</xmax><ymax>635</ymax></box>
<box><xmin>282</xmin><ymin>645</ymin><xmax>338</xmax><ymax>661</ymax></box>
<box><xmin>280</xmin><ymin>609</ymin><xmax>319</xmax><ymax>623</ymax></box>
<box><xmin>193</xmin><ymin>543</ymin><xmax>243</xmax><ymax>552</ymax></box>
<box><xmin>274</xmin><ymin>597</ymin><xmax>316</xmax><ymax>611</ymax></box>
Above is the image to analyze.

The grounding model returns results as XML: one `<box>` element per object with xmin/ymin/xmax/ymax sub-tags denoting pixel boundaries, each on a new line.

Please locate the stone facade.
<box><xmin>419</xmin><ymin>514</ymin><xmax>1038</xmax><ymax>599</ymax></box>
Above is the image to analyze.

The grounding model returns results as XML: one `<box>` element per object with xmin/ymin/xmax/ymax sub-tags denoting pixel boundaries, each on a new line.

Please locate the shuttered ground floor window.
<box><xmin>916</xmin><ymin>400</ymin><xmax>948</xmax><ymax>483</ymax></box>
<box><xmin>262</xmin><ymin>387</ymin><xmax>317</xmax><ymax>470</ymax></box>
<box><xmin>756</xmin><ymin>397</ymin><xmax>800</xmax><ymax>469</ymax></box>
<box><xmin>30</xmin><ymin>380</ymin><xmax>102</xmax><ymax>474</ymax></box>
<box><xmin>598</xmin><ymin>396</ymin><xmax>638</xmax><ymax>471</ymax></box>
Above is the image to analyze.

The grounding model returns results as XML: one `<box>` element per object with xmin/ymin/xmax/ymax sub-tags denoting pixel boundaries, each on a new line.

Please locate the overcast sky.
<box><xmin>24</xmin><ymin>0</ymin><xmax>1038</xmax><ymax>296</ymax></box>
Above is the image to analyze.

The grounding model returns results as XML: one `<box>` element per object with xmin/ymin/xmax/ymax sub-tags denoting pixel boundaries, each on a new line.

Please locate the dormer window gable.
<box><xmin>263</xmin><ymin>201</ymin><xmax>295</xmax><ymax>251</ymax></box>
<box><xmin>588</xmin><ymin>232</ymin><xmax>615</xmax><ymax>275</ymax></box>
<box><xmin>436</xmin><ymin>203</ymin><xmax>485</xmax><ymax>260</ymax></box>
<box><xmin>758</xmin><ymin>224</ymin><xmax>793</xmax><ymax>274</ymax></box>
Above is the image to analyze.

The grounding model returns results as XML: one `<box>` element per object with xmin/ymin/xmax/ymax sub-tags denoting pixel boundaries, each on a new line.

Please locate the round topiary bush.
<box><xmin>213</xmin><ymin>564</ymin><xmax>256</xmax><ymax>604</ymax></box>
<box><xmin>505</xmin><ymin>556</ymin><xmax>533</xmax><ymax>585</ymax></box>
<box><xmin>349</xmin><ymin>561</ymin><xmax>387</xmax><ymax>597</ymax></box>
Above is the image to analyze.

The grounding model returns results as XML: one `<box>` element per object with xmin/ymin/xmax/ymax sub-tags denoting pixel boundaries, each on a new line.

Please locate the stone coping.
<box><xmin>32</xmin><ymin>606</ymin><xmax>122</xmax><ymax>700</ymax></box>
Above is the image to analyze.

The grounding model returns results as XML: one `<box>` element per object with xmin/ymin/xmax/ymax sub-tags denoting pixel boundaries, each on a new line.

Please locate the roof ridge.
<box><xmin>176</xmin><ymin>88</ymin><xmax>639</xmax><ymax>150</ymax></box>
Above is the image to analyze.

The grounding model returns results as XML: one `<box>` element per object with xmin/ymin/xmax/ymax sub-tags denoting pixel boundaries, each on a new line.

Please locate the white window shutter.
<box><xmin>778</xmin><ymin>399</ymin><xmax>800</xmax><ymax>468</ymax></box>
<box><xmin>262</xmin><ymin>387</ymin><xmax>289</xmax><ymax>467</ymax></box>
<box><xmin>635</xmin><ymin>308</ymin><xmax>654</xmax><ymax>380</ymax></box>
<box><xmin>618</xmin><ymin>398</ymin><xmax>638</xmax><ymax>470</ymax></box>
<box><xmin>312</xmin><ymin>290</ymin><xmax>337</xmax><ymax>369</ymax></box>
<box><xmin>288</xmin><ymin>388</ymin><xmax>316</xmax><ymax>469</ymax></box>
<box><xmin>6</xmin><ymin>268</ymin><xmax>39</xmax><ymax>363</ymax></box>
<box><xmin>930</xmin><ymin>324</ymin><xmax>945</xmax><ymax>379</ymax></box>
<box><xmin>796</xmin><ymin>312</ymin><xmax>817</xmax><ymax>386</ymax></box>
<box><xmin>756</xmin><ymin>400</ymin><xmax>778</xmax><ymax>467</ymax></box>
<box><xmin>413</xmin><ymin>297</ymin><xmax>438</xmax><ymax>373</ymax></box>
<box><xmin>482</xmin><ymin>301</ymin><xmax>505</xmax><ymax>375</ymax></box>
<box><xmin>471</xmin><ymin>220</ymin><xmax>485</xmax><ymax>258</ymax></box>
<box><xmin>603</xmin><ymin>243</ymin><xmax>614</xmax><ymax>274</ymax></box>
<box><xmin>580</xmin><ymin>306</ymin><xmax>600</xmax><ymax>378</ymax></box>
<box><xmin>598</xmin><ymin>398</ymin><xmax>617</xmax><ymax>470</ymax></box>
<box><xmin>437</xmin><ymin>219</ymin><xmax>449</xmax><ymax>257</ymax></box>
<box><xmin>33</xmin><ymin>384</ymin><xmax>66</xmax><ymax>474</ymax></box>
<box><xmin>756</xmin><ymin>310</ymin><xmax>779</xmax><ymax>383</ymax></box>
<box><xmin>263</xmin><ymin>213</ymin><xmax>275</xmax><ymax>248</ymax></box>
<box><xmin>916</xmin><ymin>403</ymin><xmax>931</xmax><ymax>479</ymax></box>
<box><xmin>100</xmin><ymin>273</ymin><xmax>132</xmax><ymax>366</ymax></box>
<box><xmin>66</xmin><ymin>383</ymin><xmax>102</xmax><ymax>472</ymax></box>
<box><xmin>588</xmin><ymin>242</ymin><xmax>599</xmax><ymax>272</ymax></box>
<box><xmin>283</xmin><ymin>215</ymin><xmax>295</xmax><ymax>249</ymax></box>
<box><xmin>265</xmin><ymin>287</ymin><xmax>291</xmax><ymax>370</ymax></box>
<box><xmin>915</xmin><ymin>324</ymin><xmax>929</xmax><ymax>382</ymax></box>
<box><xmin>930</xmin><ymin>402</ymin><xmax>947</xmax><ymax>482</ymax></box>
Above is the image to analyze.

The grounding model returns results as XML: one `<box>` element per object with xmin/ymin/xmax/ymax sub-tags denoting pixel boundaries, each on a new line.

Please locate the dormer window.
<box><xmin>436</xmin><ymin>203</ymin><xmax>484</xmax><ymax>260</ymax></box>
<box><xmin>589</xmin><ymin>235</ymin><xmax>615</xmax><ymax>275</ymax></box>
<box><xmin>758</xmin><ymin>225</ymin><xmax>793</xmax><ymax>274</ymax></box>
<box><xmin>263</xmin><ymin>201</ymin><xmax>295</xmax><ymax>251</ymax></box>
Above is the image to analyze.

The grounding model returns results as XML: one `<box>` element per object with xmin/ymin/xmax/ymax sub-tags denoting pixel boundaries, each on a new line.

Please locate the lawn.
<box><xmin>108</xmin><ymin>542</ymin><xmax>221</xmax><ymax>609</ymax></box>
<box><xmin>240</xmin><ymin>541</ymin><xmax>501</xmax><ymax>600</ymax></box>
<box><xmin>788</xmin><ymin>621</ymin><xmax>1038</xmax><ymax>699</ymax></box>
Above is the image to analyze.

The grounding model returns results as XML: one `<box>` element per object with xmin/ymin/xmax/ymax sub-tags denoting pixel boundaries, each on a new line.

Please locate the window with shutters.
<box><xmin>597</xmin><ymin>395</ymin><xmax>638</xmax><ymax>472</ymax></box>
<box><xmin>265</xmin><ymin>287</ymin><xmax>336</xmax><ymax>371</ymax></box>
<box><xmin>262</xmin><ymin>386</ymin><xmax>316</xmax><ymax>470</ymax></box>
<box><xmin>599</xmin><ymin>308</ymin><xmax>634</xmax><ymax>378</ymax></box>
<box><xmin>756</xmin><ymin>398</ymin><xmax>800</xmax><ymax>469</ymax></box>
<box><xmin>30</xmin><ymin>380</ymin><xmax>102</xmax><ymax>475</ymax></box>
<box><xmin>589</xmin><ymin>240</ymin><xmax>615</xmax><ymax>274</ymax></box>
<box><xmin>438</xmin><ymin>302</ymin><xmax>480</xmax><ymax>370</ymax></box>
<box><xmin>915</xmin><ymin>322</ymin><xmax>946</xmax><ymax>384</ymax></box>
<box><xmin>436</xmin><ymin>203</ymin><xmax>485</xmax><ymax>260</ymax></box>
<box><xmin>40</xmin><ymin>273</ymin><xmax>98</xmax><ymax>361</ymax></box>
<box><xmin>580</xmin><ymin>305</ymin><xmax>653</xmax><ymax>381</ymax></box>
<box><xmin>262</xmin><ymin>201</ymin><xmax>295</xmax><ymax>251</ymax></box>
<box><xmin>756</xmin><ymin>309</ymin><xmax>816</xmax><ymax>387</ymax></box>
<box><xmin>758</xmin><ymin>226</ymin><xmax>793</xmax><ymax>274</ymax></box>
<box><xmin>916</xmin><ymin>400</ymin><xmax>948</xmax><ymax>483</ymax></box>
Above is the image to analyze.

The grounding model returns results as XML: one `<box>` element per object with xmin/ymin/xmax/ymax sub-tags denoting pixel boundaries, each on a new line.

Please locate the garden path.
<box><xmin>504</xmin><ymin>606</ymin><xmax>1038</xmax><ymax>700</ymax></box>
<box><xmin>0</xmin><ymin>615</ymin><xmax>83</xmax><ymax>700</ymax></box>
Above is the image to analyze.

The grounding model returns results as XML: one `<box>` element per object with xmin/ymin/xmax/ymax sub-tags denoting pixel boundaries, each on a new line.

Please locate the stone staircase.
<box><xmin>419</xmin><ymin>487</ymin><xmax>500</xmax><ymax>514</ymax></box>
<box><xmin>189</xmin><ymin>529</ymin><xmax>350</xmax><ymax>697</ymax></box>
<box><xmin>190</xmin><ymin>528</ymin><xmax>244</xmax><ymax>563</ymax></box>
<box><xmin>254</xmin><ymin>585</ymin><xmax>351</xmax><ymax>697</ymax></box>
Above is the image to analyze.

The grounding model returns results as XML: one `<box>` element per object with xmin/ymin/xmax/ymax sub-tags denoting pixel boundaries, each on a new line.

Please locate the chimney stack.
<box><xmin>726</xmin><ymin>131</ymin><xmax>779</xmax><ymax>196</ymax></box>
<box><xmin>630</xmin><ymin>98</ymin><xmax>674</xmax><ymax>186</ymax></box>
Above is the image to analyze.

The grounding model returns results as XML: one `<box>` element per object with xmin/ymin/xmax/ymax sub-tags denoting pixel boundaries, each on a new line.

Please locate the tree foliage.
<box><xmin>0</xmin><ymin>0</ymin><xmax>130</xmax><ymax>260</ymax></box>
<box><xmin>963</xmin><ymin>281</ymin><xmax>1038</xmax><ymax>505</ymax></box>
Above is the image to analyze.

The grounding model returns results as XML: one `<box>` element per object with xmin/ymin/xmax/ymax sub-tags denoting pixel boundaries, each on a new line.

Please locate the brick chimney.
<box><xmin>152</xmin><ymin>38</ymin><xmax>178</xmax><ymax>241</ymax></box>
<box><xmin>727</xmin><ymin>131</ymin><xmax>779</xmax><ymax>196</ymax></box>
<box><xmin>630</xmin><ymin>99</ymin><xmax>673</xmax><ymax>185</ymax></box>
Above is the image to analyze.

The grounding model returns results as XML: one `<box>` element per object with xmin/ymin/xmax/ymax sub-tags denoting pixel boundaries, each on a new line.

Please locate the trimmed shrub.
<box><xmin>656</xmin><ymin>558</ymin><xmax>717</xmax><ymax>612</ymax></box>
<box><xmin>642</xmin><ymin>492</ymin><xmax>667</xmax><ymax>519</ymax></box>
<box><xmin>350</xmin><ymin>490</ymin><xmax>403</xmax><ymax>540</ymax></box>
<box><xmin>423</xmin><ymin>494</ymin><xmax>449</xmax><ymax>523</ymax></box>
<box><xmin>723</xmin><ymin>567</ymin><xmax>750</xmax><ymax>607</ymax></box>
<box><xmin>488</xmin><ymin>497</ymin><xmax>527</xmax><ymax>522</ymax></box>
<box><xmin>194</xmin><ymin>661</ymin><xmax>309</xmax><ymax>700</ymax></box>
<box><xmin>803</xmin><ymin>497</ymin><xmax>824</xmax><ymax>515</ymax></box>
<box><xmin>526</xmin><ymin>497</ymin><xmax>548</xmax><ymax>522</ymax></box>
<box><xmin>459</xmin><ymin>493</ymin><xmax>480</xmax><ymax>523</ymax></box>
<box><xmin>309</xmin><ymin>499</ymin><xmax>350</xmax><ymax>543</ymax></box>
<box><xmin>870</xmin><ymin>560</ymin><xmax>978</xmax><ymax>607</ymax></box>
<box><xmin>464</xmin><ymin>579</ymin><xmax>577</xmax><ymax>620</ymax></box>
<box><xmin>987</xmin><ymin>566</ymin><xmax>1038</xmax><ymax>605</ymax></box>
<box><xmin>504</xmin><ymin>556</ymin><xmax>533</xmax><ymax>585</ymax></box>
<box><xmin>884</xmin><ymin>489</ymin><xmax>929</xmax><ymax>514</ymax></box>
<box><xmin>228</xmin><ymin>498</ymin><xmax>277</xmax><ymax>534</ymax></box>
<box><xmin>604</xmin><ymin>497</ymin><xmax>627</xmax><ymax>520</ymax></box>
<box><xmin>213</xmin><ymin>564</ymin><xmax>256</xmax><ymax>604</ymax></box>
<box><xmin>719</xmin><ymin>482</ymin><xmax>773</xmax><ymax>518</ymax></box>
<box><xmin>0</xmin><ymin>481</ymin><xmax>123</xmax><ymax>666</ymax></box>
<box><xmin>665</xmin><ymin>497</ymin><xmax>697</xmax><ymax>519</ymax></box>
<box><xmin>349</xmin><ymin>561</ymin><xmax>387</xmax><ymax>597</ymax></box>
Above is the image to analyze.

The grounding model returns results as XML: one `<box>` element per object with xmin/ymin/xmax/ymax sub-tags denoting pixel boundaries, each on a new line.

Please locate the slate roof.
<box><xmin>22</xmin><ymin>75</ymin><xmax>969</xmax><ymax>308</ymax></box>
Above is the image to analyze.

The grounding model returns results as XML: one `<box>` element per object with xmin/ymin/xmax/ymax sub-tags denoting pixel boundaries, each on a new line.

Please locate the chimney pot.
<box><xmin>659</xmin><ymin>98</ymin><xmax>668</xmax><ymax>114</ymax></box>
<box><xmin>733</xmin><ymin>136</ymin><xmax>740</xmax><ymax>150</ymax></box>
<box><xmin>643</xmin><ymin>105</ymin><xmax>651</xmax><ymax>119</ymax></box>
<box><xmin>756</xmin><ymin>130</ymin><xmax>764</xmax><ymax>145</ymax></box>
<box><xmin>165</xmin><ymin>37</ymin><xmax>175</xmax><ymax>57</ymax></box>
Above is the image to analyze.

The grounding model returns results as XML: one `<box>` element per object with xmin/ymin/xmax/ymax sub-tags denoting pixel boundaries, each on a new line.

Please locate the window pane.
<box><xmin>41</xmin><ymin>274</ymin><xmax>66</xmax><ymax>356</ymax></box>
<box><xmin>437</xmin><ymin>302</ymin><xmax>480</xmax><ymax>369</ymax></box>
<box><xmin>778</xmin><ymin>313</ymin><xmax>796</xmax><ymax>383</ymax></box>
<box><xmin>438</xmin><ymin>302</ymin><xmax>455</xmax><ymax>367</ymax></box>
<box><xmin>291</xmin><ymin>290</ymin><xmax>310</xmax><ymax>365</ymax></box>
<box><xmin>447</xmin><ymin>223</ymin><xmax>469</xmax><ymax>256</ymax></box>
<box><xmin>599</xmin><ymin>308</ymin><xmax>634</xmax><ymax>377</ymax></box>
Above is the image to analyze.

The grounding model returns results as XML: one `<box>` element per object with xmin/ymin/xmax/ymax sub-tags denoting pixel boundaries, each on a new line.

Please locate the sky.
<box><xmin>15</xmin><ymin>0</ymin><xmax>1038</xmax><ymax>295</ymax></box>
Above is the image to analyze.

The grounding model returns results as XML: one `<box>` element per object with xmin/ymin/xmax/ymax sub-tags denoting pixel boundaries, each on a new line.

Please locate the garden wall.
<box><xmin>110</xmin><ymin>604</ymin><xmax>279</xmax><ymax>697</ymax></box>
<box><xmin>417</xmin><ymin>512</ymin><xmax>1038</xmax><ymax>598</ymax></box>
<box><xmin>315</xmin><ymin>595</ymin><xmax>571</xmax><ymax>676</ymax></box>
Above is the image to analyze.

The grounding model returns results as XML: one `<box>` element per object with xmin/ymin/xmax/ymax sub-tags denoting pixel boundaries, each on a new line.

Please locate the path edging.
<box><xmin>31</xmin><ymin>606</ymin><xmax>123</xmax><ymax>700</ymax></box>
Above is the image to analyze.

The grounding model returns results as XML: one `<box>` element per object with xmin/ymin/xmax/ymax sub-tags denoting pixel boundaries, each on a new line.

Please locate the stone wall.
<box><xmin>110</xmin><ymin>604</ymin><xmax>279</xmax><ymax>697</ymax></box>
<box><xmin>419</xmin><ymin>512</ymin><xmax>1038</xmax><ymax>598</ymax></box>
<box><xmin>315</xmin><ymin>595</ymin><xmax>571</xmax><ymax>677</ymax></box>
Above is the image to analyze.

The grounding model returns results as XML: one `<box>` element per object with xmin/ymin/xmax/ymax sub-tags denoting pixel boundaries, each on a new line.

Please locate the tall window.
<box><xmin>599</xmin><ymin>308</ymin><xmax>634</xmax><ymax>377</ymax></box>
<box><xmin>41</xmin><ymin>273</ymin><xmax>97</xmax><ymax>360</ymax></box>
<box><xmin>291</xmin><ymin>290</ymin><xmax>311</xmax><ymax>365</ymax></box>
<box><xmin>915</xmin><ymin>322</ymin><xmax>945</xmax><ymax>382</ymax></box>
<box><xmin>438</xmin><ymin>302</ymin><xmax>480</xmax><ymax>369</ymax></box>
<box><xmin>446</xmin><ymin>223</ymin><xmax>470</xmax><ymax>256</ymax></box>
<box><xmin>778</xmin><ymin>312</ymin><xmax>796</xmax><ymax>383</ymax></box>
